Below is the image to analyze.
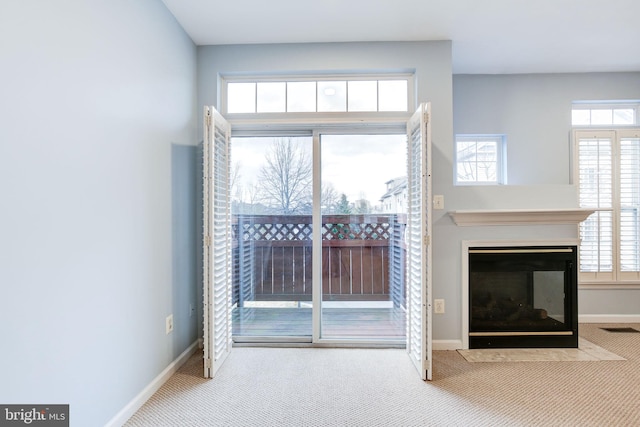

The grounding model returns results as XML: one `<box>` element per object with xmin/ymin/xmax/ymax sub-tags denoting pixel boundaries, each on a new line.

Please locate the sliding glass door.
<box><xmin>229</xmin><ymin>133</ymin><xmax>409</xmax><ymax>343</ymax></box>
<box><xmin>230</xmin><ymin>136</ymin><xmax>314</xmax><ymax>341</ymax></box>
<box><xmin>319</xmin><ymin>134</ymin><xmax>408</xmax><ymax>342</ymax></box>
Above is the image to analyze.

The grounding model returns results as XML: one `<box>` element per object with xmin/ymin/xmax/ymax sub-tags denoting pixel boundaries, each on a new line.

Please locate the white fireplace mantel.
<box><xmin>448</xmin><ymin>208</ymin><xmax>595</xmax><ymax>227</ymax></box>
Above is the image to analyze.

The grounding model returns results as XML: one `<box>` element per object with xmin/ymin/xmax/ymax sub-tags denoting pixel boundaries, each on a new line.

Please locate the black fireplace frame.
<box><xmin>468</xmin><ymin>245</ymin><xmax>578</xmax><ymax>349</ymax></box>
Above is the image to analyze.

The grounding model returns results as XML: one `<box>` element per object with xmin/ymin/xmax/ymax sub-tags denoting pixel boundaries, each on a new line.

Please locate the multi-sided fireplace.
<box><xmin>468</xmin><ymin>245</ymin><xmax>578</xmax><ymax>349</ymax></box>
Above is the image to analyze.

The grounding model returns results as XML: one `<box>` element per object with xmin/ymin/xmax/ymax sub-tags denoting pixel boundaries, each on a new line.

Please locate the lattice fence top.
<box><xmin>240</xmin><ymin>222</ymin><xmax>313</xmax><ymax>241</ymax></box>
<box><xmin>233</xmin><ymin>215</ymin><xmax>402</xmax><ymax>241</ymax></box>
<box><xmin>322</xmin><ymin>222</ymin><xmax>391</xmax><ymax>240</ymax></box>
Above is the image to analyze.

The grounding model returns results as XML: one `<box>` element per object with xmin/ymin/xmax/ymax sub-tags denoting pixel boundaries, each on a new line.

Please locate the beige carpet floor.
<box><xmin>125</xmin><ymin>324</ymin><xmax>640</xmax><ymax>426</ymax></box>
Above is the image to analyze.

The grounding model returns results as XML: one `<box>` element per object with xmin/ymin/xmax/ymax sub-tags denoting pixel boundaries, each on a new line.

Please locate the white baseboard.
<box><xmin>579</xmin><ymin>314</ymin><xmax>640</xmax><ymax>323</ymax></box>
<box><xmin>105</xmin><ymin>341</ymin><xmax>199</xmax><ymax>427</ymax></box>
<box><xmin>433</xmin><ymin>339</ymin><xmax>463</xmax><ymax>351</ymax></box>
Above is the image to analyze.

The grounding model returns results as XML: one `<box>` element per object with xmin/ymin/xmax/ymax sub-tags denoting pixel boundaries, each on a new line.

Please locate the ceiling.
<box><xmin>162</xmin><ymin>0</ymin><xmax>640</xmax><ymax>74</ymax></box>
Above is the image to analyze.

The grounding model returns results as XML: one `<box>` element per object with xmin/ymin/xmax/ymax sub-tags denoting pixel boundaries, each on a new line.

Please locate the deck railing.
<box><xmin>232</xmin><ymin>214</ymin><xmax>406</xmax><ymax>308</ymax></box>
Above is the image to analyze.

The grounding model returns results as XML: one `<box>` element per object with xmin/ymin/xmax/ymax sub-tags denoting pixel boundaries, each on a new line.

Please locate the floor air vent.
<box><xmin>601</xmin><ymin>327</ymin><xmax>640</xmax><ymax>333</ymax></box>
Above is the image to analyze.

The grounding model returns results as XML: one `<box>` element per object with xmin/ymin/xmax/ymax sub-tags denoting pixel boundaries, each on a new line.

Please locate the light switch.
<box><xmin>433</xmin><ymin>195</ymin><xmax>444</xmax><ymax>210</ymax></box>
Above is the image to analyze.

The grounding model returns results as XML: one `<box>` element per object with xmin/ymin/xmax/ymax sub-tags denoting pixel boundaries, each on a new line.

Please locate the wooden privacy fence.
<box><xmin>232</xmin><ymin>214</ymin><xmax>406</xmax><ymax>308</ymax></box>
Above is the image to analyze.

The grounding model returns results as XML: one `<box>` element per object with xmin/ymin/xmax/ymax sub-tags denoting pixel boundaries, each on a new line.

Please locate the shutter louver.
<box><xmin>406</xmin><ymin>103</ymin><xmax>432</xmax><ymax>380</ymax></box>
<box><xmin>407</xmin><ymin>120</ymin><xmax>423</xmax><ymax>366</ymax></box>
<box><xmin>576</xmin><ymin>130</ymin><xmax>640</xmax><ymax>282</ymax></box>
<box><xmin>578</xmin><ymin>138</ymin><xmax>613</xmax><ymax>209</ymax></box>
<box><xmin>578</xmin><ymin>137</ymin><xmax>614</xmax><ymax>273</ymax></box>
<box><xmin>203</xmin><ymin>106</ymin><xmax>232</xmax><ymax>378</ymax></box>
<box><xmin>619</xmin><ymin>138</ymin><xmax>640</xmax><ymax>272</ymax></box>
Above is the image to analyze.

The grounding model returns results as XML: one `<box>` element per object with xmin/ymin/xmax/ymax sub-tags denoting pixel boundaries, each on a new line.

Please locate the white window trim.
<box><xmin>220</xmin><ymin>72</ymin><xmax>415</xmax><ymax>125</ymax></box>
<box><xmin>571</xmin><ymin>101</ymin><xmax>640</xmax><ymax>127</ymax></box>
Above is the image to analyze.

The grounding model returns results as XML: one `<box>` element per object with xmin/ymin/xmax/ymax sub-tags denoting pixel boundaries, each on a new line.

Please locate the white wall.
<box><xmin>0</xmin><ymin>1</ymin><xmax>198</xmax><ymax>425</ymax></box>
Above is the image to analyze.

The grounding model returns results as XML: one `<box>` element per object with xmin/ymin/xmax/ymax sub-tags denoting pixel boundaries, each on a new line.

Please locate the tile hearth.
<box><xmin>458</xmin><ymin>338</ymin><xmax>626</xmax><ymax>362</ymax></box>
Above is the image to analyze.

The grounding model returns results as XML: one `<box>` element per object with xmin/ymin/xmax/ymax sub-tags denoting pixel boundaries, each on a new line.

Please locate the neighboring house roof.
<box><xmin>380</xmin><ymin>177</ymin><xmax>407</xmax><ymax>201</ymax></box>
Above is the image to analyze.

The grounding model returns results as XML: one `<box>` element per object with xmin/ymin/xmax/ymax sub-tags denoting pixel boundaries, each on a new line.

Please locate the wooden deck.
<box><xmin>232</xmin><ymin>306</ymin><xmax>406</xmax><ymax>340</ymax></box>
<box><xmin>231</xmin><ymin>214</ymin><xmax>407</xmax><ymax>342</ymax></box>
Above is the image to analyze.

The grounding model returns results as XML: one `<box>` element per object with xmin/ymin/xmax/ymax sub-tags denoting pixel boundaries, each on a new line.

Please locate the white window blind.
<box><xmin>406</xmin><ymin>102</ymin><xmax>432</xmax><ymax>380</ymax></box>
<box><xmin>619</xmin><ymin>137</ymin><xmax>640</xmax><ymax>272</ymax></box>
<box><xmin>575</xmin><ymin>129</ymin><xmax>640</xmax><ymax>283</ymax></box>
<box><xmin>203</xmin><ymin>106</ymin><xmax>233</xmax><ymax>378</ymax></box>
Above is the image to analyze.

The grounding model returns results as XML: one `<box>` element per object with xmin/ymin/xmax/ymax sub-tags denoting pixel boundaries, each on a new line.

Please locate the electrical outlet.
<box><xmin>434</xmin><ymin>299</ymin><xmax>445</xmax><ymax>314</ymax></box>
<box><xmin>166</xmin><ymin>314</ymin><xmax>174</xmax><ymax>334</ymax></box>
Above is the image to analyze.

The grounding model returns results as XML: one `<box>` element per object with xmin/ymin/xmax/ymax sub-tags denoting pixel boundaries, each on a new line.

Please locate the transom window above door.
<box><xmin>222</xmin><ymin>74</ymin><xmax>412</xmax><ymax>115</ymax></box>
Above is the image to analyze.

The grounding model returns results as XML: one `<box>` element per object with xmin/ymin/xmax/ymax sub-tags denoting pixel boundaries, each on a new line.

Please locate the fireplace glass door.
<box><xmin>469</xmin><ymin>246</ymin><xmax>578</xmax><ymax>348</ymax></box>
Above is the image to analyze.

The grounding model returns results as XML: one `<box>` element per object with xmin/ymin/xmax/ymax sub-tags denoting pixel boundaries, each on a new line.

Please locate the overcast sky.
<box><xmin>232</xmin><ymin>134</ymin><xmax>406</xmax><ymax>205</ymax></box>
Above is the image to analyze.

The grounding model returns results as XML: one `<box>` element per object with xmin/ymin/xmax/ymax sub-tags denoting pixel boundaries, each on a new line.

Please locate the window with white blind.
<box><xmin>574</xmin><ymin>129</ymin><xmax>640</xmax><ymax>283</ymax></box>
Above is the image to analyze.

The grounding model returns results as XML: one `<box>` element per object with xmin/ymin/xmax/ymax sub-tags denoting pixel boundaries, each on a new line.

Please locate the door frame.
<box><xmin>203</xmin><ymin>106</ymin><xmax>433</xmax><ymax>380</ymax></box>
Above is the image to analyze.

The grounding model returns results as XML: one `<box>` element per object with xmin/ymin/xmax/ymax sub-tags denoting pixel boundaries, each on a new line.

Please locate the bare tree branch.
<box><xmin>258</xmin><ymin>138</ymin><xmax>312</xmax><ymax>214</ymax></box>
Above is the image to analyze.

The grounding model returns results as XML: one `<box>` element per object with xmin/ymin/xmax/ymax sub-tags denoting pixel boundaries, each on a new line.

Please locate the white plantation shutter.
<box><xmin>577</xmin><ymin>133</ymin><xmax>614</xmax><ymax>278</ymax></box>
<box><xmin>406</xmin><ymin>103</ymin><xmax>432</xmax><ymax>381</ymax></box>
<box><xmin>575</xmin><ymin>129</ymin><xmax>640</xmax><ymax>282</ymax></box>
<box><xmin>203</xmin><ymin>106</ymin><xmax>232</xmax><ymax>378</ymax></box>
<box><xmin>619</xmin><ymin>135</ymin><xmax>640</xmax><ymax>277</ymax></box>
<box><xmin>579</xmin><ymin>210</ymin><xmax>613</xmax><ymax>273</ymax></box>
<box><xmin>577</xmin><ymin>136</ymin><xmax>613</xmax><ymax>209</ymax></box>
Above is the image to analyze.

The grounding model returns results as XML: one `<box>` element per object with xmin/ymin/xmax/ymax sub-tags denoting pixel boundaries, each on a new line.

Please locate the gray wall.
<box><xmin>197</xmin><ymin>41</ymin><xmax>452</xmax><ymax>119</ymax></box>
<box><xmin>0</xmin><ymin>1</ymin><xmax>198</xmax><ymax>425</ymax></box>
<box><xmin>454</xmin><ymin>73</ymin><xmax>640</xmax><ymax>185</ymax></box>
<box><xmin>197</xmin><ymin>46</ymin><xmax>640</xmax><ymax>345</ymax></box>
<box><xmin>452</xmin><ymin>72</ymin><xmax>640</xmax><ymax>327</ymax></box>
<box><xmin>196</xmin><ymin>40</ymin><xmax>455</xmax><ymax>337</ymax></box>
